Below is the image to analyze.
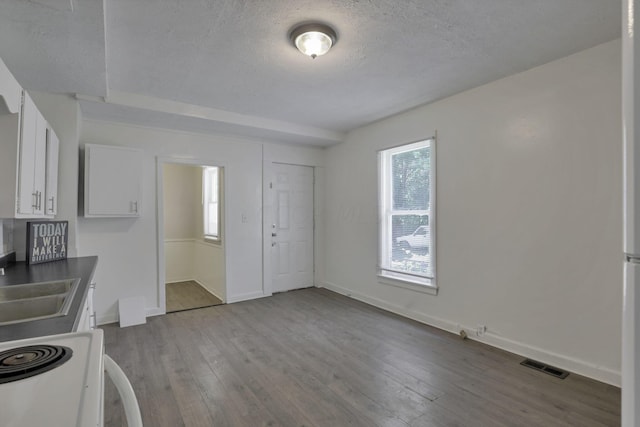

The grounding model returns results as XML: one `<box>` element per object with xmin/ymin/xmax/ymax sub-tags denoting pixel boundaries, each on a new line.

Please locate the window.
<box><xmin>203</xmin><ymin>166</ymin><xmax>220</xmax><ymax>241</ymax></box>
<box><xmin>378</xmin><ymin>139</ymin><xmax>435</xmax><ymax>288</ymax></box>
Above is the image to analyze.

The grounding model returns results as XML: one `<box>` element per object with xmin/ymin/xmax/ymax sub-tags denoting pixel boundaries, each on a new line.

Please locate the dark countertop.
<box><xmin>0</xmin><ymin>256</ymin><xmax>98</xmax><ymax>342</ymax></box>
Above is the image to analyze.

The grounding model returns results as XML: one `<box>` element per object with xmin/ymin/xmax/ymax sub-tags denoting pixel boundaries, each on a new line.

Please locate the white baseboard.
<box><xmin>97</xmin><ymin>306</ymin><xmax>164</xmax><ymax>326</ymax></box>
<box><xmin>191</xmin><ymin>279</ymin><xmax>224</xmax><ymax>302</ymax></box>
<box><xmin>165</xmin><ymin>278</ymin><xmax>224</xmax><ymax>302</ymax></box>
<box><xmin>165</xmin><ymin>278</ymin><xmax>195</xmax><ymax>284</ymax></box>
<box><xmin>319</xmin><ymin>281</ymin><xmax>620</xmax><ymax>387</ymax></box>
<box><xmin>226</xmin><ymin>291</ymin><xmax>270</xmax><ymax>304</ymax></box>
<box><xmin>96</xmin><ymin>312</ymin><xmax>119</xmax><ymax>326</ymax></box>
<box><xmin>146</xmin><ymin>307</ymin><xmax>165</xmax><ymax>317</ymax></box>
<box><xmin>99</xmin><ymin>282</ymin><xmax>222</xmax><ymax>327</ymax></box>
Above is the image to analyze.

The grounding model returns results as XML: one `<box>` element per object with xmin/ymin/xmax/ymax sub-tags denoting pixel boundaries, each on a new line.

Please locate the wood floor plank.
<box><xmin>166</xmin><ymin>280</ymin><xmax>223</xmax><ymax>313</ymax></box>
<box><xmin>234</xmin><ymin>297</ymin><xmax>427</xmax><ymax>425</ymax></box>
<box><xmin>227</xmin><ymin>319</ymin><xmax>389</xmax><ymax>427</ymax></box>
<box><xmin>102</xmin><ymin>288</ymin><xmax>620</xmax><ymax>427</ymax></box>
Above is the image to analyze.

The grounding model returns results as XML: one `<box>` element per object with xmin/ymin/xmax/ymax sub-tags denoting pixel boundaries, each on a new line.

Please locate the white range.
<box><xmin>0</xmin><ymin>330</ymin><xmax>142</xmax><ymax>427</ymax></box>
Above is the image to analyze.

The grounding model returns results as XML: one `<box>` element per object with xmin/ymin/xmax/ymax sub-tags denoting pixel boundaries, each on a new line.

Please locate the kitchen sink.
<box><xmin>0</xmin><ymin>278</ymin><xmax>80</xmax><ymax>325</ymax></box>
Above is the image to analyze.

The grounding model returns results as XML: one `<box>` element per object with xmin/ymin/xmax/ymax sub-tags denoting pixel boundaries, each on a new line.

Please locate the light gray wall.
<box><xmin>163</xmin><ymin>163</ymin><xmax>200</xmax><ymax>240</ymax></box>
<box><xmin>78</xmin><ymin>120</ymin><xmax>326</xmax><ymax>323</ymax></box>
<box><xmin>322</xmin><ymin>40</ymin><xmax>622</xmax><ymax>385</ymax></box>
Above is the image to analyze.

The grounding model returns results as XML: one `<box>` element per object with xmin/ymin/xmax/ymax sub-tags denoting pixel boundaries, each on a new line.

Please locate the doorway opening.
<box><xmin>158</xmin><ymin>161</ymin><xmax>226</xmax><ymax>313</ymax></box>
<box><xmin>165</xmin><ymin>280</ymin><xmax>222</xmax><ymax>313</ymax></box>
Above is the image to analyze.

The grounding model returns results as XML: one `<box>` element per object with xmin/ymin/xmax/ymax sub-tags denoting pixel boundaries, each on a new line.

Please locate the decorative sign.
<box><xmin>26</xmin><ymin>221</ymin><xmax>68</xmax><ymax>265</ymax></box>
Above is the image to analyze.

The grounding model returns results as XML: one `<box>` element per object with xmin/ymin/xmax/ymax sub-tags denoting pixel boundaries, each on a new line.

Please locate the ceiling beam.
<box><xmin>75</xmin><ymin>90</ymin><xmax>345</xmax><ymax>144</ymax></box>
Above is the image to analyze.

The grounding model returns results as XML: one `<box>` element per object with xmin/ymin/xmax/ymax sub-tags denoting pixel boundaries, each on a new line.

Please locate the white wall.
<box><xmin>163</xmin><ymin>163</ymin><xmax>199</xmax><ymax>240</ymax></box>
<box><xmin>0</xmin><ymin>219</ymin><xmax>14</xmax><ymax>256</ymax></box>
<box><xmin>193</xmin><ymin>240</ymin><xmax>225</xmax><ymax>299</ymax></box>
<box><xmin>164</xmin><ymin>239</ymin><xmax>194</xmax><ymax>283</ymax></box>
<box><xmin>78</xmin><ymin>120</ymin><xmax>325</xmax><ymax>323</ymax></box>
<box><xmin>322</xmin><ymin>40</ymin><xmax>622</xmax><ymax>385</ymax></box>
<box><xmin>163</xmin><ymin>162</ymin><xmax>198</xmax><ymax>284</ymax></box>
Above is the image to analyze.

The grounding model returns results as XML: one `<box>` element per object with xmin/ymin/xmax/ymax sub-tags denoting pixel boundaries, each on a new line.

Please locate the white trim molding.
<box><xmin>226</xmin><ymin>291</ymin><xmax>270</xmax><ymax>304</ymax></box>
<box><xmin>319</xmin><ymin>281</ymin><xmax>620</xmax><ymax>387</ymax></box>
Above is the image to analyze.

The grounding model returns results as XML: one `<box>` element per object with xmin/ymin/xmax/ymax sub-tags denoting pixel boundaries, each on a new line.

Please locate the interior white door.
<box><xmin>271</xmin><ymin>163</ymin><xmax>314</xmax><ymax>293</ymax></box>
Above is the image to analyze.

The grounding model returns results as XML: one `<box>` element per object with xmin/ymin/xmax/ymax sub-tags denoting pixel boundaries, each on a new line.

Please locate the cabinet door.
<box><xmin>32</xmin><ymin>112</ymin><xmax>47</xmax><ymax>216</ymax></box>
<box><xmin>45</xmin><ymin>127</ymin><xmax>59</xmax><ymax>216</ymax></box>
<box><xmin>16</xmin><ymin>93</ymin><xmax>48</xmax><ymax>216</ymax></box>
<box><xmin>88</xmin><ymin>283</ymin><xmax>96</xmax><ymax>329</ymax></box>
<box><xmin>85</xmin><ymin>144</ymin><xmax>142</xmax><ymax>217</ymax></box>
<box><xmin>16</xmin><ymin>92</ymin><xmax>37</xmax><ymax>215</ymax></box>
<box><xmin>75</xmin><ymin>284</ymin><xmax>95</xmax><ymax>332</ymax></box>
<box><xmin>76</xmin><ymin>298</ymin><xmax>89</xmax><ymax>331</ymax></box>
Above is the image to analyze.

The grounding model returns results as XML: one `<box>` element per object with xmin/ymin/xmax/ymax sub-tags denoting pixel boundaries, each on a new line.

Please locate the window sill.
<box><xmin>203</xmin><ymin>237</ymin><xmax>222</xmax><ymax>246</ymax></box>
<box><xmin>377</xmin><ymin>272</ymin><xmax>438</xmax><ymax>296</ymax></box>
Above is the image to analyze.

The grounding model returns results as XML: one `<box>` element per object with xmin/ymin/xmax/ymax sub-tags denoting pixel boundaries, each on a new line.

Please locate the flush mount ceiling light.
<box><xmin>290</xmin><ymin>23</ymin><xmax>337</xmax><ymax>59</ymax></box>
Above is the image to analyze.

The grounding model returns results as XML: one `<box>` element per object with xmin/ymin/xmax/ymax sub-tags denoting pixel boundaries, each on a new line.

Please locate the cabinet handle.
<box><xmin>38</xmin><ymin>191</ymin><xmax>42</xmax><ymax>211</ymax></box>
<box><xmin>133</xmin><ymin>201</ymin><xmax>138</xmax><ymax>213</ymax></box>
<box><xmin>48</xmin><ymin>196</ymin><xmax>55</xmax><ymax>213</ymax></box>
<box><xmin>32</xmin><ymin>192</ymin><xmax>38</xmax><ymax>209</ymax></box>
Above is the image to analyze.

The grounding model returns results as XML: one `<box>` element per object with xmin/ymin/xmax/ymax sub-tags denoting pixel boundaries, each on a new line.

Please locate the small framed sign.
<box><xmin>26</xmin><ymin>220</ymin><xmax>68</xmax><ymax>265</ymax></box>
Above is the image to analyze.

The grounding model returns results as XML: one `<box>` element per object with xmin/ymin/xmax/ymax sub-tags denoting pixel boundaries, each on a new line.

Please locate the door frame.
<box><xmin>262</xmin><ymin>161</ymin><xmax>316</xmax><ymax>296</ymax></box>
<box><xmin>155</xmin><ymin>156</ymin><xmax>229</xmax><ymax>314</ymax></box>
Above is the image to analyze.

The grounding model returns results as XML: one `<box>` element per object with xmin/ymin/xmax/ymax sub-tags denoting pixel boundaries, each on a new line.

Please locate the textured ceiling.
<box><xmin>0</xmin><ymin>0</ymin><xmax>622</xmax><ymax>145</ymax></box>
<box><xmin>0</xmin><ymin>0</ymin><xmax>105</xmax><ymax>96</ymax></box>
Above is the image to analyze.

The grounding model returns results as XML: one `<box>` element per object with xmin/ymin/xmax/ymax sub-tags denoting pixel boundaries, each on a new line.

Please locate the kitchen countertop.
<box><xmin>0</xmin><ymin>256</ymin><xmax>98</xmax><ymax>342</ymax></box>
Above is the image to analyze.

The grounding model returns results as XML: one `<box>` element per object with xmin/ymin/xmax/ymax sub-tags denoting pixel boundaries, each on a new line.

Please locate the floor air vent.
<box><xmin>520</xmin><ymin>359</ymin><xmax>569</xmax><ymax>379</ymax></box>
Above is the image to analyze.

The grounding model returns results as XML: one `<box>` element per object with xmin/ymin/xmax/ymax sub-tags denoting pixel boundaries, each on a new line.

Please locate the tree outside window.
<box><xmin>379</xmin><ymin>139</ymin><xmax>435</xmax><ymax>285</ymax></box>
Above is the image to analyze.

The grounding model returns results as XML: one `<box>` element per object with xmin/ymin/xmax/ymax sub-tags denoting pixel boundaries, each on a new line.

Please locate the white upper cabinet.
<box><xmin>45</xmin><ymin>127</ymin><xmax>60</xmax><ymax>216</ymax></box>
<box><xmin>83</xmin><ymin>144</ymin><xmax>143</xmax><ymax>217</ymax></box>
<box><xmin>0</xmin><ymin>90</ymin><xmax>59</xmax><ymax>218</ymax></box>
<box><xmin>0</xmin><ymin>58</ymin><xmax>60</xmax><ymax>218</ymax></box>
<box><xmin>17</xmin><ymin>92</ymin><xmax>47</xmax><ymax>216</ymax></box>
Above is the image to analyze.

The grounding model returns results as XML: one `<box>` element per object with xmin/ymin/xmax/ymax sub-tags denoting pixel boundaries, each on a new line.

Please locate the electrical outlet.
<box><xmin>476</xmin><ymin>324</ymin><xmax>486</xmax><ymax>336</ymax></box>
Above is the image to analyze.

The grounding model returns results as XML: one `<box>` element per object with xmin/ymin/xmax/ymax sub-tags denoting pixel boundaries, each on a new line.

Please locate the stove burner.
<box><xmin>0</xmin><ymin>345</ymin><xmax>72</xmax><ymax>384</ymax></box>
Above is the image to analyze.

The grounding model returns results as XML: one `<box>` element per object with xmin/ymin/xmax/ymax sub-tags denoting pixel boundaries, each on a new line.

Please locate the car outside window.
<box><xmin>378</xmin><ymin>139</ymin><xmax>435</xmax><ymax>287</ymax></box>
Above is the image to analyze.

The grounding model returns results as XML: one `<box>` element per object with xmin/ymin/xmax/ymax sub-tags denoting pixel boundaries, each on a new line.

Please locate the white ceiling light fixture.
<box><xmin>290</xmin><ymin>23</ymin><xmax>337</xmax><ymax>59</ymax></box>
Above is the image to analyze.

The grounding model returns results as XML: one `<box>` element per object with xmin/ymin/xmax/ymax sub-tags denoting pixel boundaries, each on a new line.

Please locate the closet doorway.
<box><xmin>160</xmin><ymin>161</ymin><xmax>226</xmax><ymax>313</ymax></box>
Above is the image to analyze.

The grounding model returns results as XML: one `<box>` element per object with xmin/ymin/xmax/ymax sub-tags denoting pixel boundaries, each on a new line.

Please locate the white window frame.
<box><xmin>378</xmin><ymin>138</ymin><xmax>437</xmax><ymax>294</ymax></box>
<box><xmin>203</xmin><ymin>166</ymin><xmax>221</xmax><ymax>242</ymax></box>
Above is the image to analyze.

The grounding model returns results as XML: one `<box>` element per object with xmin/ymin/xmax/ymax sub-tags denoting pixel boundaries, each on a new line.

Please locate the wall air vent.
<box><xmin>520</xmin><ymin>359</ymin><xmax>569</xmax><ymax>379</ymax></box>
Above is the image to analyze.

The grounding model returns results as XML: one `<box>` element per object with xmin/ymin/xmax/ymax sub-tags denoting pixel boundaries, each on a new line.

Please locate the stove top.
<box><xmin>0</xmin><ymin>344</ymin><xmax>72</xmax><ymax>384</ymax></box>
<box><xmin>0</xmin><ymin>331</ymin><xmax>104</xmax><ymax>427</ymax></box>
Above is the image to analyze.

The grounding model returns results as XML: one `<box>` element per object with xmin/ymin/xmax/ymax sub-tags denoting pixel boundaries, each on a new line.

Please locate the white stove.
<box><xmin>0</xmin><ymin>330</ymin><xmax>141</xmax><ymax>427</ymax></box>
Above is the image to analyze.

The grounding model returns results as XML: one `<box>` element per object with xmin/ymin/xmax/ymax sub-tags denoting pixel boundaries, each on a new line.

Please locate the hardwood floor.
<box><xmin>102</xmin><ymin>288</ymin><xmax>620</xmax><ymax>426</ymax></box>
<box><xmin>165</xmin><ymin>280</ymin><xmax>223</xmax><ymax>313</ymax></box>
